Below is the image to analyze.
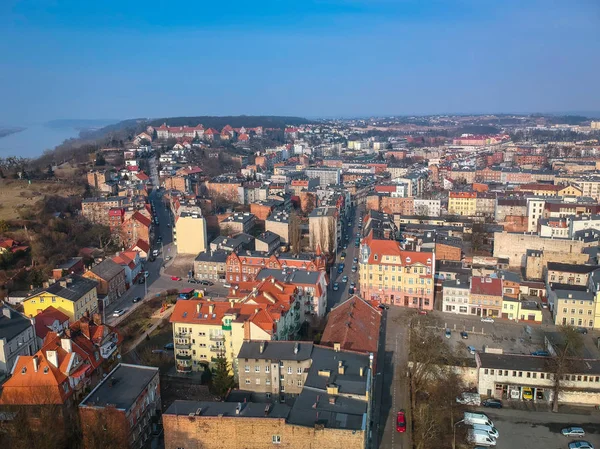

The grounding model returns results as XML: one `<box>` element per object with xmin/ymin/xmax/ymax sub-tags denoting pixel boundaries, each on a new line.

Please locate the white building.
<box><xmin>413</xmin><ymin>198</ymin><xmax>441</xmax><ymax>217</ymax></box>
<box><xmin>442</xmin><ymin>276</ymin><xmax>471</xmax><ymax>315</ymax></box>
<box><xmin>0</xmin><ymin>305</ymin><xmax>37</xmax><ymax>376</ymax></box>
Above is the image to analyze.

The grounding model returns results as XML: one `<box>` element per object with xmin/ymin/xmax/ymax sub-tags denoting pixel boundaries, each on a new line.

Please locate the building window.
<box><xmin>272</xmin><ymin>435</ymin><xmax>281</xmax><ymax>444</ymax></box>
<box><xmin>287</xmin><ymin>367</ymin><xmax>292</xmax><ymax>374</ymax></box>
<box><xmin>266</xmin><ymin>379</ymin><xmax>271</xmax><ymax>385</ymax></box>
<box><xmin>245</xmin><ymin>365</ymin><xmax>250</xmax><ymax>373</ymax></box>
<box><xmin>256</xmin><ymin>378</ymin><xmax>260</xmax><ymax>385</ymax></box>
<box><xmin>255</xmin><ymin>366</ymin><xmax>260</xmax><ymax>373</ymax></box>
<box><xmin>245</xmin><ymin>379</ymin><xmax>250</xmax><ymax>385</ymax></box>
<box><xmin>297</xmin><ymin>367</ymin><xmax>302</xmax><ymax>374</ymax></box>
<box><xmin>265</xmin><ymin>365</ymin><xmax>270</xmax><ymax>373</ymax></box>
<box><xmin>297</xmin><ymin>380</ymin><xmax>302</xmax><ymax>387</ymax></box>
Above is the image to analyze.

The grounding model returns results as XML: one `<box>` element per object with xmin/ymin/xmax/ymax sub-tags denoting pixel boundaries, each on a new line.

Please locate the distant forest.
<box><xmin>147</xmin><ymin>115</ymin><xmax>312</xmax><ymax>129</ymax></box>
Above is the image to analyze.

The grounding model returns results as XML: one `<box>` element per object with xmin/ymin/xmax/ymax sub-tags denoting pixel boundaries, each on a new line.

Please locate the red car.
<box><xmin>418</xmin><ymin>310</ymin><xmax>427</xmax><ymax>315</ymax></box>
<box><xmin>396</xmin><ymin>411</ymin><xmax>406</xmax><ymax>433</ymax></box>
<box><xmin>171</xmin><ymin>276</ymin><xmax>182</xmax><ymax>281</ymax></box>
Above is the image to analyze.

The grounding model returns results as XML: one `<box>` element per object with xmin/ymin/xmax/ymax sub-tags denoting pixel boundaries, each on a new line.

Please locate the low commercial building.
<box><xmin>79</xmin><ymin>364</ymin><xmax>161</xmax><ymax>449</ymax></box>
<box><xmin>469</xmin><ymin>276</ymin><xmax>503</xmax><ymax>318</ymax></box>
<box><xmin>255</xmin><ymin>231</ymin><xmax>281</xmax><ymax>254</ymax></box>
<box><xmin>477</xmin><ymin>352</ymin><xmax>600</xmax><ymax>405</ymax></box>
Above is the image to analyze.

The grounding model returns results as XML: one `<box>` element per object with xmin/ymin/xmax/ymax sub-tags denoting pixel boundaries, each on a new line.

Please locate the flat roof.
<box><xmin>80</xmin><ymin>363</ymin><xmax>158</xmax><ymax>410</ymax></box>
<box><xmin>164</xmin><ymin>400</ymin><xmax>290</xmax><ymax>419</ymax></box>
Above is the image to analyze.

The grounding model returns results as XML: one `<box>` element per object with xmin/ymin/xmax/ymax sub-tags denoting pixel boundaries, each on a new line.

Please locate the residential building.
<box><xmin>448</xmin><ymin>191</ymin><xmax>477</xmax><ymax>216</ymax></box>
<box><xmin>33</xmin><ymin>306</ymin><xmax>70</xmax><ymax>347</ymax></box>
<box><xmin>442</xmin><ymin>276</ymin><xmax>471</xmax><ymax>315</ymax></box>
<box><xmin>83</xmin><ymin>259</ymin><xmax>126</xmax><ymax>306</ymax></box>
<box><xmin>413</xmin><ymin>198</ymin><xmax>441</xmax><ymax>217</ymax></box>
<box><xmin>255</xmin><ymin>231</ymin><xmax>281</xmax><ymax>254</ymax></box>
<box><xmin>304</xmin><ymin>167</ymin><xmax>341</xmax><ymax>187</ymax></box>
<box><xmin>549</xmin><ymin>288</ymin><xmax>596</xmax><ymax>328</ymax></box>
<box><xmin>321</xmin><ymin>295</ymin><xmax>381</xmax><ymax>354</ymax></box>
<box><xmin>237</xmin><ymin>341</ymin><xmax>313</xmax><ymax>395</ymax></box>
<box><xmin>501</xmin><ymin>298</ymin><xmax>542</xmax><ymax>322</ymax></box>
<box><xmin>170</xmin><ymin>278</ymin><xmax>304</xmax><ymax>376</ymax></box>
<box><xmin>265</xmin><ymin>210</ymin><xmax>290</xmax><ymax>243</ymax></box>
<box><xmin>358</xmin><ymin>232</ymin><xmax>435</xmax><ymax>309</ymax></box>
<box><xmin>255</xmin><ymin>268</ymin><xmax>328</xmax><ymax>318</ymax></box>
<box><xmin>163</xmin><ymin>345</ymin><xmax>372</xmax><ymax>449</ymax></box>
<box><xmin>79</xmin><ymin>364</ymin><xmax>161</xmax><ymax>449</ymax></box>
<box><xmin>0</xmin><ymin>305</ymin><xmax>37</xmax><ymax>377</ymax></box>
<box><xmin>547</xmin><ymin>262</ymin><xmax>600</xmax><ymax>286</ymax></box>
<box><xmin>23</xmin><ymin>274</ymin><xmax>99</xmax><ymax>322</ymax></box>
<box><xmin>308</xmin><ymin>207</ymin><xmax>338</xmax><ymax>253</ymax></box>
<box><xmin>112</xmin><ymin>250</ymin><xmax>143</xmax><ymax>286</ymax></box>
<box><xmin>194</xmin><ymin>250</ymin><xmax>228</xmax><ymax>283</ymax></box>
<box><xmin>175</xmin><ymin>210</ymin><xmax>208</xmax><ymax>255</ymax></box>
<box><xmin>220</xmin><ymin>212</ymin><xmax>256</xmax><ymax>235</ymax></box>
<box><xmin>469</xmin><ymin>276</ymin><xmax>503</xmax><ymax>318</ymax></box>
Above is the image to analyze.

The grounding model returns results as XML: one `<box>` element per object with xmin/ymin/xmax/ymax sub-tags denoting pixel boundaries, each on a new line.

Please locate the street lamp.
<box><xmin>453</xmin><ymin>418</ymin><xmax>464</xmax><ymax>449</ymax></box>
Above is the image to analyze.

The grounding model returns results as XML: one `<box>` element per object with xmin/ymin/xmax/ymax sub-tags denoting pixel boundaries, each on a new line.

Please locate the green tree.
<box><xmin>210</xmin><ymin>353</ymin><xmax>235</xmax><ymax>399</ymax></box>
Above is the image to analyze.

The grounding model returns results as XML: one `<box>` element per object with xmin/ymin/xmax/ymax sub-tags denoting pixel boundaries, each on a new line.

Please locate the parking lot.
<box><xmin>472</xmin><ymin>407</ymin><xmax>600</xmax><ymax>449</ymax></box>
<box><xmin>414</xmin><ymin>311</ymin><xmax>600</xmax><ymax>359</ymax></box>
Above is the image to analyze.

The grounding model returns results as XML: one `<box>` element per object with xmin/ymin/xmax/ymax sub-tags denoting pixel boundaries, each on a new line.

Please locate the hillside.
<box><xmin>147</xmin><ymin>115</ymin><xmax>311</xmax><ymax>129</ymax></box>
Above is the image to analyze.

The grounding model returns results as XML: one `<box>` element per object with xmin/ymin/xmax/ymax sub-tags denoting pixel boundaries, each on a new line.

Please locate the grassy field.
<box><xmin>0</xmin><ymin>178</ymin><xmax>83</xmax><ymax>221</ymax></box>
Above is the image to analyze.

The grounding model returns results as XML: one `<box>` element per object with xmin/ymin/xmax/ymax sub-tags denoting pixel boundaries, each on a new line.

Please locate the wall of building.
<box><xmin>176</xmin><ymin>216</ymin><xmax>207</xmax><ymax>255</ymax></box>
<box><xmin>163</xmin><ymin>415</ymin><xmax>365</xmax><ymax>449</ymax></box>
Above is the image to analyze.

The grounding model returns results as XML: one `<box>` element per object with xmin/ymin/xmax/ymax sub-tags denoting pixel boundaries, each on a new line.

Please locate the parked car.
<box><xmin>482</xmin><ymin>399</ymin><xmax>503</xmax><ymax>408</ymax></box>
<box><xmin>187</xmin><ymin>279</ymin><xmax>199</xmax><ymax>284</ymax></box>
<box><xmin>132</xmin><ymin>296</ymin><xmax>142</xmax><ymax>303</ymax></box>
<box><xmin>569</xmin><ymin>442</ymin><xmax>594</xmax><ymax>449</ymax></box>
<box><xmin>531</xmin><ymin>350</ymin><xmax>550</xmax><ymax>356</ymax></box>
<box><xmin>562</xmin><ymin>427</ymin><xmax>585</xmax><ymax>437</ymax></box>
<box><xmin>352</xmin><ymin>265</ymin><xmax>357</xmax><ymax>273</ymax></box>
<box><xmin>348</xmin><ymin>287</ymin><xmax>355</xmax><ymax>295</ymax></box>
<box><xmin>340</xmin><ymin>252</ymin><xmax>346</xmax><ymax>260</ymax></box>
<box><xmin>418</xmin><ymin>310</ymin><xmax>427</xmax><ymax>315</ymax></box>
<box><xmin>522</xmin><ymin>387</ymin><xmax>533</xmax><ymax>401</ymax></box>
<box><xmin>112</xmin><ymin>309</ymin><xmax>126</xmax><ymax>317</ymax></box>
<box><xmin>342</xmin><ymin>275</ymin><xmax>348</xmax><ymax>283</ymax></box>
<box><xmin>164</xmin><ymin>342</ymin><xmax>175</xmax><ymax>350</ymax></box>
<box><xmin>199</xmin><ymin>280</ymin><xmax>214</xmax><ymax>286</ymax></box>
<box><xmin>138</xmin><ymin>277</ymin><xmax>145</xmax><ymax>284</ymax></box>
<box><xmin>396</xmin><ymin>411</ymin><xmax>406</xmax><ymax>433</ymax></box>
<box><xmin>576</xmin><ymin>327</ymin><xmax>588</xmax><ymax>334</ymax></box>
<box><xmin>333</xmin><ymin>283</ymin><xmax>339</xmax><ymax>291</ymax></box>
<box><xmin>467</xmin><ymin>345</ymin><xmax>477</xmax><ymax>355</ymax></box>
<box><xmin>353</xmin><ymin>257</ymin><xmax>358</xmax><ymax>264</ymax></box>
<box><xmin>378</xmin><ymin>304</ymin><xmax>390</xmax><ymax>310</ymax></box>
<box><xmin>165</xmin><ymin>256</ymin><xmax>172</xmax><ymax>261</ymax></box>
<box><xmin>171</xmin><ymin>276</ymin><xmax>182</xmax><ymax>281</ymax></box>
<box><xmin>481</xmin><ymin>317</ymin><xmax>495</xmax><ymax>323</ymax></box>
<box><xmin>445</xmin><ymin>328</ymin><xmax>451</xmax><ymax>338</ymax></box>
<box><xmin>461</xmin><ymin>331</ymin><xmax>469</xmax><ymax>339</ymax></box>
<box><xmin>223</xmin><ymin>283</ymin><xmax>231</xmax><ymax>288</ymax></box>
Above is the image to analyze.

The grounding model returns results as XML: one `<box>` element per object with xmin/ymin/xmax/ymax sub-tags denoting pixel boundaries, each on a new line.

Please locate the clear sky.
<box><xmin>1</xmin><ymin>0</ymin><xmax>599</xmax><ymax>124</ymax></box>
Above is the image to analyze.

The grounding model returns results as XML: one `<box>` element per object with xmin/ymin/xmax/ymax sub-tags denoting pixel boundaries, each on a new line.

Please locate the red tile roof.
<box><xmin>321</xmin><ymin>295</ymin><xmax>381</xmax><ymax>355</ymax></box>
<box><xmin>131</xmin><ymin>211</ymin><xmax>151</xmax><ymax>228</ymax></box>
<box><xmin>130</xmin><ymin>239</ymin><xmax>150</xmax><ymax>253</ymax></box>
<box><xmin>34</xmin><ymin>306</ymin><xmax>70</xmax><ymax>341</ymax></box>
<box><xmin>470</xmin><ymin>276</ymin><xmax>503</xmax><ymax>296</ymax></box>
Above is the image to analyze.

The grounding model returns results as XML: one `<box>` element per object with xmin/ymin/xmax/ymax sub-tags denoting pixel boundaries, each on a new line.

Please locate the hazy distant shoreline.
<box><xmin>0</xmin><ymin>127</ymin><xmax>26</xmax><ymax>139</ymax></box>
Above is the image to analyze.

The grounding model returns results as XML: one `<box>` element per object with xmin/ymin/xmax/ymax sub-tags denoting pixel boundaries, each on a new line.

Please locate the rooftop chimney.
<box><xmin>333</xmin><ymin>342</ymin><xmax>341</xmax><ymax>352</ymax></box>
<box><xmin>359</xmin><ymin>366</ymin><xmax>364</xmax><ymax>377</ymax></box>
<box><xmin>338</xmin><ymin>360</ymin><xmax>345</xmax><ymax>375</ymax></box>
<box><xmin>235</xmin><ymin>402</ymin><xmax>243</xmax><ymax>415</ymax></box>
<box><xmin>260</xmin><ymin>341</ymin><xmax>265</xmax><ymax>354</ymax></box>
<box><xmin>294</xmin><ymin>342</ymin><xmax>299</xmax><ymax>354</ymax></box>
<box><xmin>59</xmin><ymin>280</ymin><xmax>67</xmax><ymax>288</ymax></box>
<box><xmin>33</xmin><ymin>355</ymin><xmax>39</xmax><ymax>372</ymax></box>
<box><xmin>196</xmin><ymin>303</ymin><xmax>201</xmax><ymax>314</ymax></box>
<box><xmin>209</xmin><ymin>304</ymin><xmax>215</xmax><ymax>314</ymax></box>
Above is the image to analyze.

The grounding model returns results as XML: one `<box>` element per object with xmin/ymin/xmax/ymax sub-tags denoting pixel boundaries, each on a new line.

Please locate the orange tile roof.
<box><xmin>362</xmin><ymin>232</ymin><xmax>434</xmax><ymax>267</ymax></box>
<box><xmin>34</xmin><ymin>306</ymin><xmax>70</xmax><ymax>340</ymax></box>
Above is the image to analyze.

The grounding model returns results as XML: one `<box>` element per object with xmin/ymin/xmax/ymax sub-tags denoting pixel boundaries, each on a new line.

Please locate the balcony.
<box><xmin>209</xmin><ymin>334</ymin><xmax>225</xmax><ymax>341</ymax></box>
<box><xmin>175</xmin><ymin>354</ymin><xmax>192</xmax><ymax>361</ymax></box>
<box><xmin>209</xmin><ymin>345</ymin><xmax>225</xmax><ymax>352</ymax></box>
<box><xmin>175</xmin><ymin>334</ymin><xmax>191</xmax><ymax>341</ymax></box>
<box><xmin>100</xmin><ymin>341</ymin><xmax>118</xmax><ymax>359</ymax></box>
<box><xmin>176</xmin><ymin>365</ymin><xmax>192</xmax><ymax>373</ymax></box>
<box><xmin>175</xmin><ymin>343</ymin><xmax>191</xmax><ymax>350</ymax></box>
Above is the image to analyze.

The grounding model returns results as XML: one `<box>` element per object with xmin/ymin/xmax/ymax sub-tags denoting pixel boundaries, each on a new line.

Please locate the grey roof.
<box><xmin>478</xmin><ymin>352</ymin><xmax>600</xmax><ymax>375</ymax></box>
<box><xmin>547</xmin><ymin>262</ymin><xmax>600</xmax><ymax>274</ymax></box>
<box><xmin>0</xmin><ymin>306</ymin><xmax>32</xmax><ymax>342</ymax></box>
<box><xmin>499</xmin><ymin>270</ymin><xmax>522</xmax><ymax>283</ymax></box>
<box><xmin>29</xmin><ymin>274</ymin><xmax>98</xmax><ymax>302</ymax></box>
<box><xmin>164</xmin><ymin>400</ymin><xmax>291</xmax><ymax>419</ymax></box>
<box><xmin>256</xmin><ymin>231</ymin><xmax>280</xmax><ymax>246</ymax></box>
<box><xmin>195</xmin><ymin>250</ymin><xmax>228</xmax><ymax>263</ymax></box>
<box><xmin>80</xmin><ymin>364</ymin><xmax>159</xmax><ymax>410</ymax></box>
<box><xmin>304</xmin><ymin>346</ymin><xmax>371</xmax><ymax>397</ymax></box>
<box><xmin>90</xmin><ymin>259</ymin><xmax>124</xmax><ymax>280</ymax></box>
<box><xmin>442</xmin><ymin>275</ymin><xmax>470</xmax><ymax>289</ymax></box>
<box><xmin>56</xmin><ymin>257</ymin><xmax>83</xmax><ymax>270</ymax></box>
<box><xmin>553</xmin><ymin>289</ymin><xmax>595</xmax><ymax>302</ymax></box>
<box><xmin>256</xmin><ymin>268</ymin><xmax>322</xmax><ymax>285</ymax></box>
<box><xmin>309</xmin><ymin>207</ymin><xmax>337</xmax><ymax>218</ymax></box>
<box><xmin>574</xmin><ymin>228</ymin><xmax>600</xmax><ymax>243</ymax></box>
<box><xmin>238</xmin><ymin>341</ymin><xmax>313</xmax><ymax>362</ymax></box>
<box><xmin>287</xmin><ymin>388</ymin><xmax>366</xmax><ymax>430</ymax></box>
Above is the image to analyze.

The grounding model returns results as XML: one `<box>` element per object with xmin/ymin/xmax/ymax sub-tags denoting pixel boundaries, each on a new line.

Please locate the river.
<box><xmin>0</xmin><ymin>124</ymin><xmax>82</xmax><ymax>159</ymax></box>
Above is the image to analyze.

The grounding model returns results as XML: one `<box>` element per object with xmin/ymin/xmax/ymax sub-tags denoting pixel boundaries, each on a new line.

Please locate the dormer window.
<box><xmin>21</xmin><ymin>367</ymin><xmax>27</xmax><ymax>374</ymax></box>
<box><xmin>374</xmin><ymin>254</ymin><xmax>378</xmax><ymax>261</ymax></box>
<box><xmin>406</xmin><ymin>257</ymin><xmax>411</xmax><ymax>263</ymax></box>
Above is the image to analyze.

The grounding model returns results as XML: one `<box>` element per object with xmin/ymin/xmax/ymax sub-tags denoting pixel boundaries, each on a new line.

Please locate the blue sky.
<box><xmin>1</xmin><ymin>0</ymin><xmax>599</xmax><ymax>124</ymax></box>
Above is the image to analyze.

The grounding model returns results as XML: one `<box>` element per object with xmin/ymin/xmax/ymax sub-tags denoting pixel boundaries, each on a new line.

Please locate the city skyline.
<box><xmin>1</xmin><ymin>0</ymin><xmax>599</xmax><ymax>124</ymax></box>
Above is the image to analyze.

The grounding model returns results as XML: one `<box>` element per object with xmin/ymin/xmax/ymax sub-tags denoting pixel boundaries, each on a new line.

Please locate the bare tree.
<box><xmin>79</xmin><ymin>406</ymin><xmax>129</xmax><ymax>449</ymax></box>
<box><xmin>413</xmin><ymin>401</ymin><xmax>439</xmax><ymax>449</ymax></box>
<box><xmin>547</xmin><ymin>326</ymin><xmax>584</xmax><ymax>412</ymax></box>
<box><xmin>289</xmin><ymin>210</ymin><xmax>301</xmax><ymax>255</ymax></box>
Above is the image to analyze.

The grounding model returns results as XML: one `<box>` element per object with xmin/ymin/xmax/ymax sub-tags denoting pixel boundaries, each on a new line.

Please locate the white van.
<box><xmin>472</xmin><ymin>423</ymin><xmax>500</xmax><ymax>439</ymax></box>
<box><xmin>468</xmin><ymin>429</ymin><xmax>497</xmax><ymax>447</ymax></box>
<box><xmin>464</xmin><ymin>412</ymin><xmax>494</xmax><ymax>427</ymax></box>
